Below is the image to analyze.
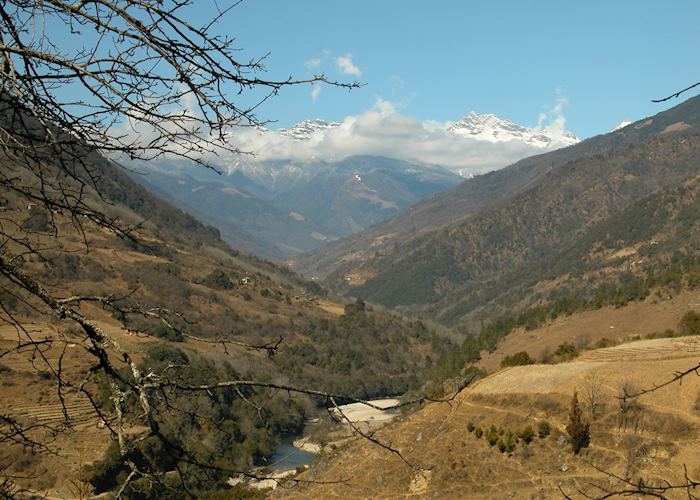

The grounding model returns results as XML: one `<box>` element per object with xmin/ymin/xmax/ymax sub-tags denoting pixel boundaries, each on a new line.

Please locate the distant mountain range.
<box><xmin>278</xmin><ymin>112</ymin><xmax>579</xmax><ymax>151</ymax></box>
<box><xmin>130</xmin><ymin>111</ymin><xmax>580</xmax><ymax>260</ymax></box>
<box><xmin>294</xmin><ymin>94</ymin><xmax>700</xmax><ymax>331</ymax></box>
<box><xmin>130</xmin><ymin>155</ymin><xmax>462</xmax><ymax>260</ymax></box>
<box><xmin>278</xmin><ymin>118</ymin><xmax>340</xmax><ymax>140</ymax></box>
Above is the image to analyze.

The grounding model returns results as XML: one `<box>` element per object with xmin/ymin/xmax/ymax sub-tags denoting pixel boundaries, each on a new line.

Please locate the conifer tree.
<box><xmin>566</xmin><ymin>390</ymin><xmax>590</xmax><ymax>454</ymax></box>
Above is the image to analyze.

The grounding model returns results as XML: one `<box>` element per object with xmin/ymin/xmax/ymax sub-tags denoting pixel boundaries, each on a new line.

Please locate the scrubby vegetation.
<box><xmin>500</xmin><ymin>351</ymin><xmax>535</xmax><ymax>367</ymax></box>
<box><xmin>85</xmin><ymin>344</ymin><xmax>308</xmax><ymax>496</ymax></box>
<box><xmin>351</xmin><ymin>132</ymin><xmax>700</xmax><ymax>317</ymax></box>
<box><xmin>431</xmin><ymin>247</ymin><xmax>700</xmax><ymax>384</ymax></box>
<box><xmin>467</xmin><ymin>420</ymin><xmax>549</xmax><ymax>456</ymax></box>
<box><xmin>282</xmin><ymin>305</ymin><xmax>447</xmax><ymax>398</ymax></box>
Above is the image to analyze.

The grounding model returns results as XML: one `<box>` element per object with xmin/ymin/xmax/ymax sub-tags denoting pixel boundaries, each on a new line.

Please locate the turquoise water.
<box><xmin>266</xmin><ymin>436</ymin><xmax>316</xmax><ymax>472</ymax></box>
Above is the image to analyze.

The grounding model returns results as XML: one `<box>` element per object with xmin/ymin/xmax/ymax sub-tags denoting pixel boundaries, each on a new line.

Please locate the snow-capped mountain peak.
<box><xmin>278</xmin><ymin>119</ymin><xmax>340</xmax><ymax>140</ymax></box>
<box><xmin>446</xmin><ymin>111</ymin><xmax>579</xmax><ymax>148</ymax></box>
<box><xmin>612</xmin><ymin>119</ymin><xmax>633</xmax><ymax>131</ymax></box>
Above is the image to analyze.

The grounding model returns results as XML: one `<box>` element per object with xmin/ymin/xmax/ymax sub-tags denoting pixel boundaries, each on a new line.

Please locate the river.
<box><xmin>266</xmin><ymin>436</ymin><xmax>316</xmax><ymax>472</ymax></box>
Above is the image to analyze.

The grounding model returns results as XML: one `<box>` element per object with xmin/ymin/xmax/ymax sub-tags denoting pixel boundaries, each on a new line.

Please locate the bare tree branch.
<box><xmin>652</xmin><ymin>82</ymin><xmax>700</xmax><ymax>103</ymax></box>
<box><xmin>618</xmin><ymin>361</ymin><xmax>700</xmax><ymax>402</ymax></box>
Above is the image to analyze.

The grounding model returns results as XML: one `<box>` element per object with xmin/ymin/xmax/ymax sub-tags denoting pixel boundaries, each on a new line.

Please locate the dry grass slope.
<box><xmin>274</xmin><ymin>333</ymin><xmax>700</xmax><ymax>498</ymax></box>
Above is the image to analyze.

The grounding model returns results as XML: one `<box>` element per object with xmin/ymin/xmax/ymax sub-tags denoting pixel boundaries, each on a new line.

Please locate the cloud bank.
<box><xmin>220</xmin><ymin>98</ymin><xmax>577</xmax><ymax>176</ymax></box>
<box><xmin>115</xmin><ymin>88</ymin><xmax>577</xmax><ymax>178</ymax></box>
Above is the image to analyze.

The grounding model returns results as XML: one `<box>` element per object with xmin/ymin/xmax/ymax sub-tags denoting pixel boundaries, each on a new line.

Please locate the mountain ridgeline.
<box><xmin>294</xmin><ymin>95</ymin><xmax>700</xmax><ymax>332</ymax></box>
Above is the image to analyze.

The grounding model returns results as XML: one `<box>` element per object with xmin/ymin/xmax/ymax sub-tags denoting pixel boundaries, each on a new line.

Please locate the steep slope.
<box><xmin>415</xmin><ymin>172</ymin><xmax>700</xmax><ymax>383</ymax></box>
<box><xmin>18</xmin><ymin>152</ymin><xmax>450</xmax><ymax>395</ymax></box>
<box><xmin>276</xmin><ymin>183</ymin><xmax>700</xmax><ymax>497</ymax></box>
<box><xmin>274</xmin><ymin>156</ymin><xmax>461</xmax><ymax>236</ymax></box>
<box><xmin>355</xmin><ymin>132</ymin><xmax>700</xmax><ymax>309</ymax></box>
<box><xmin>132</xmin><ymin>155</ymin><xmax>462</xmax><ymax>259</ymax></box>
<box><xmin>0</xmin><ymin>150</ymin><xmax>451</xmax><ymax>495</ymax></box>
<box><xmin>294</xmin><ymin>94</ymin><xmax>700</xmax><ymax>281</ymax></box>
<box><xmin>131</xmin><ymin>169</ymin><xmax>316</xmax><ymax>260</ymax></box>
<box><xmin>435</xmin><ymin>149</ymin><xmax>700</xmax><ymax>333</ymax></box>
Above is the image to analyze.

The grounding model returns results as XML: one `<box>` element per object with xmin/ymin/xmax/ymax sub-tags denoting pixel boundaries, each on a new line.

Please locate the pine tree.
<box><xmin>566</xmin><ymin>391</ymin><xmax>590</xmax><ymax>454</ymax></box>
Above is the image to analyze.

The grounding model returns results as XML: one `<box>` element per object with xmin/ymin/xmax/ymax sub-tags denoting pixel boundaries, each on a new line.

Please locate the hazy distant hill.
<box><xmin>131</xmin><ymin>155</ymin><xmax>462</xmax><ymax>260</ymax></box>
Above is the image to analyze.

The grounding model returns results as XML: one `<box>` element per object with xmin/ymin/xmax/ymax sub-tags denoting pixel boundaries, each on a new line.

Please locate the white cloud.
<box><xmin>117</xmin><ymin>89</ymin><xmax>576</xmax><ymax>179</ymax></box>
<box><xmin>310</xmin><ymin>85</ymin><xmax>321</xmax><ymax>102</ymax></box>
<box><xmin>215</xmin><ymin>97</ymin><xmax>576</xmax><ymax>177</ymax></box>
<box><xmin>534</xmin><ymin>96</ymin><xmax>576</xmax><ymax>147</ymax></box>
<box><xmin>336</xmin><ymin>53</ymin><xmax>362</xmax><ymax>77</ymax></box>
<box><xmin>305</xmin><ymin>57</ymin><xmax>322</xmax><ymax>69</ymax></box>
<box><xmin>389</xmin><ymin>75</ymin><xmax>405</xmax><ymax>98</ymax></box>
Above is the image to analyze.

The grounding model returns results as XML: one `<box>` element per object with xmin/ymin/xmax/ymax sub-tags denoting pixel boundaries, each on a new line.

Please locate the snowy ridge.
<box><xmin>445</xmin><ymin>111</ymin><xmax>579</xmax><ymax>148</ymax></box>
<box><xmin>278</xmin><ymin>119</ymin><xmax>340</xmax><ymax>140</ymax></box>
<box><xmin>612</xmin><ymin>119</ymin><xmax>633</xmax><ymax>131</ymax></box>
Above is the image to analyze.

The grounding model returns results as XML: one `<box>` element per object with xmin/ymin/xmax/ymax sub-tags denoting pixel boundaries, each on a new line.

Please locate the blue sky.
<box><xmin>215</xmin><ymin>0</ymin><xmax>700</xmax><ymax>139</ymax></box>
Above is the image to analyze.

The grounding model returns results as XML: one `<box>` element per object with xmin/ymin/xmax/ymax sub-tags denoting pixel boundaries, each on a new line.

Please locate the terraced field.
<box><xmin>577</xmin><ymin>336</ymin><xmax>700</xmax><ymax>362</ymax></box>
<box><xmin>0</xmin><ymin>322</ymin><xmax>118</xmax><ymax>496</ymax></box>
<box><xmin>2</xmin><ymin>397</ymin><xmax>100</xmax><ymax>427</ymax></box>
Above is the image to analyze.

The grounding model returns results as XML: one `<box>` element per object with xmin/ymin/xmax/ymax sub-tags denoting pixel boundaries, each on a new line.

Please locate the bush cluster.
<box><xmin>500</xmin><ymin>351</ymin><xmax>535</xmax><ymax>367</ymax></box>
<box><xmin>467</xmin><ymin>420</ymin><xmax>550</xmax><ymax>455</ymax></box>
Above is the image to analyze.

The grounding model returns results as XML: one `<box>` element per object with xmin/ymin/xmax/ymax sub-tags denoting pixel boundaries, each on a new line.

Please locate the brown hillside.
<box><xmin>350</xmin><ymin>131</ymin><xmax>700</xmax><ymax>312</ymax></box>
<box><xmin>275</xmin><ymin>335</ymin><xmax>700</xmax><ymax>498</ymax></box>
<box><xmin>478</xmin><ymin>290</ymin><xmax>700</xmax><ymax>372</ymax></box>
<box><xmin>0</xmin><ymin>156</ymin><xmax>448</xmax><ymax>495</ymax></box>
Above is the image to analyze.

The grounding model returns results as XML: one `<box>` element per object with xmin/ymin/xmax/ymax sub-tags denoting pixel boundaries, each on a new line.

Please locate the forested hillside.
<box><xmin>295</xmin><ymin>94</ymin><xmax>700</xmax><ymax>283</ymax></box>
<box><xmin>295</xmin><ymin>96</ymin><xmax>700</xmax><ymax>340</ymax></box>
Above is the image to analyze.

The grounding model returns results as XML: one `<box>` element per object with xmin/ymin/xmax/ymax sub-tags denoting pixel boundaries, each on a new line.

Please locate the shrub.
<box><xmin>486</xmin><ymin>425</ymin><xmax>499</xmax><ymax>447</ymax></box>
<box><xmin>84</xmin><ymin>442</ymin><xmax>125</xmax><ymax>492</ymax></box>
<box><xmin>344</xmin><ymin>298</ymin><xmax>366</xmax><ymax>316</ymax></box>
<box><xmin>151</xmin><ymin>323</ymin><xmax>184</xmax><ymax>342</ymax></box>
<box><xmin>645</xmin><ymin>330</ymin><xmax>676</xmax><ymax>339</ymax></box>
<box><xmin>518</xmin><ymin>426</ymin><xmax>535</xmax><ymax>444</ymax></box>
<box><xmin>0</xmin><ymin>291</ymin><xmax>17</xmax><ymax>312</ymax></box>
<box><xmin>467</xmin><ymin>421</ymin><xmax>475</xmax><ymax>433</ymax></box>
<box><xmin>199</xmin><ymin>269</ymin><xmax>233</xmax><ymax>290</ymax></box>
<box><xmin>679</xmin><ymin>310</ymin><xmax>700</xmax><ymax>336</ymax></box>
<box><xmin>537</xmin><ymin>420</ymin><xmax>551</xmax><ymax>438</ymax></box>
<box><xmin>595</xmin><ymin>337</ymin><xmax>615</xmax><ymax>348</ymax></box>
<box><xmin>498</xmin><ymin>431</ymin><xmax>517</xmax><ymax>454</ymax></box>
<box><xmin>501</xmin><ymin>351</ymin><xmax>536</xmax><ymax>367</ymax></box>
<box><xmin>146</xmin><ymin>345</ymin><xmax>189</xmax><ymax>366</ymax></box>
<box><xmin>554</xmin><ymin>342</ymin><xmax>578</xmax><ymax>362</ymax></box>
<box><xmin>22</xmin><ymin>210</ymin><xmax>51</xmax><ymax>232</ymax></box>
<box><xmin>474</xmin><ymin>427</ymin><xmax>483</xmax><ymax>439</ymax></box>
